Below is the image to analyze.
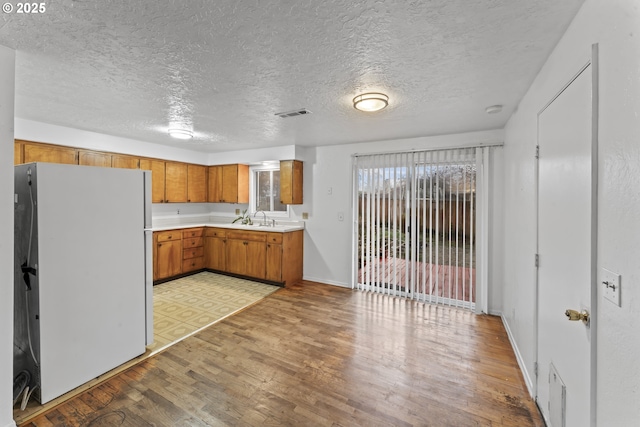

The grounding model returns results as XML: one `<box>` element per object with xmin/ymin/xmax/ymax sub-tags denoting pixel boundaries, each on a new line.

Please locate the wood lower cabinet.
<box><xmin>222</xmin><ymin>228</ymin><xmax>302</xmax><ymax>285</ymax></box>
<box><xmin>265</xmin><ymin>233</ymin><xmax>283</xmax><ymax>282</ymax></box>
<box><xmin>225</xmin><ymin>230</ymin><xmax>266</xmax><ymax>278</ymax></box>
<box><xmin>204</xmin><ymin>228</ymin><xmax>227</xmax><ymax>271</ymax></box>
<box><xmin>156</xmin><ymin>226</ymin><xmax>303</xmax><ymax>286</ymax></box>
<box><xmin>155</xmin><ymin>230</ymin><xmax>182</xmax><ymax>281</ymax></box>
<box><xmin>23</xmin><ymin>142</ymin><xmax>77</xmax><ymax>164</ymax></box>
<box><xmin>182</xmin><ymin>228</ymin><xmax>204</xmax><ymax>273</ymax></box>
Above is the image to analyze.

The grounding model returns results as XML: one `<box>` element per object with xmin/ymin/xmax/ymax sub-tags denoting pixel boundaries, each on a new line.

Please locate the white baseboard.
<box><xmin>301</xmin><ymin>276</ymin><xmax>351</xmax><ymax>288</ymax></box>
<box><xmin>501</xmin><ymin>314</ymin><xmax>535</xmax><ymax>398</ymax></box>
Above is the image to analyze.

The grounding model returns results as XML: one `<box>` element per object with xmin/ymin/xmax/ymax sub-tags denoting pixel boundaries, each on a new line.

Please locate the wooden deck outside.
<box><xmin>359</xmin><ymin>257</ymin><xmax>476</xmax><ymax>304</ymax></box>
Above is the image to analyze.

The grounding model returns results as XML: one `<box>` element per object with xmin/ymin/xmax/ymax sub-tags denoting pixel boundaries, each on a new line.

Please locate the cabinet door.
<box><xmin>165</xmin><ymin>161</ymin><xmax>188</xmax><ymax>203</ymax></box>
<box><xmin>112</xmin><ymin>154</ymin><xmax>140</xmax><ymax>169</ymax></box>
<box><xmin>205</xmin><ymin>236</ymin><xmax>227</xmax><ymax>271</ymax></box>
<box><xmin>221</xmin><ymin>164</ymin><xmax>249</xmax><ymax>203</ymax></box>
<box><xmin>280</xmin><ymin>160</ymin><xmax>303</xmax><ymax>204</ymax></box>
<box><xmin>246</xmin><ymin>241</ymin><xmax>266</xmax><ymax>279</ymax></box>
<box><xmin>24</xmin><ymin>143</ymin><xmax>77</xmax><ymax>164</ymax></box>
<box><xmin>14</xmin><ymin>141</ymin><xmax>22</xmax><ymax>164</ymax></box>
<box><xmin>156</xmin><ymin>239</ymin><xmax>182</xmax><ymax>279</ymax></box>
<box><xmin>187</xmin><ymin>164</ymin><xmax>207</xmax><ymax>203</ymax></box>
<box><xmin>265</xmin><ymin>243</ymin><xmax>282</xmax><ymax>282</ymax></box>
<box><xmin>207</xmin><ymin>165</ymin><xmax>223</xmax><ymax>202</ymax></box>
<box><xmin>221</xmin><ymin>164</ymin><xmax>238</xmax><ymax>203</ymax></box>
<box><xmin>79</xmin><ymin>150</ymin><xmax>112</xmax><ymax>167</ymax></box>
<box><xmin>140</xmin><ymin>159</ymin><xmax>166</xmax><ymax>203</ymax></box>
<box><xmin>225</xmin><ymin>239</ymin><xmax>247</xmax><ymax>275</ymax></box>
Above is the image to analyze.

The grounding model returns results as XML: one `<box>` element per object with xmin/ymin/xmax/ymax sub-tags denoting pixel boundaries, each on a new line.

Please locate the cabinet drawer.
<box><xmin>183</xmin><ymin>237</ymin><xmax>203</xmax><ymax>248</ymax></box>
<box><xmin>182</xmin><ymin>257</ymin><xmax>204</xmax><ymax>272</ymax></box>
<box><xmin>205</xmin><ymin>227</ymin><xmax>227</xmax><ymax>238</ymax></box>
<box><xmin>183</xmin><ymin>246</ymin><xmax>204</xmax><ymax>259</ymax></box>
<box><xmin>227</xmin><ymin>230</ymin><xmax>266</xmax><ymax>242</ymax></box>
<box><xmin>157</xmin><ymin>230</ymin><xmax>180</xmax><ymax>242</ymax></box>
<box><xmin>182</xmin><ymin>228</ymin><xmax>203</xmax><ymax>238</ymax></box>
<box><xmin>266</xmin><ymin>233</ymin><xmax>283</xmax><ymax>244</ymax></box>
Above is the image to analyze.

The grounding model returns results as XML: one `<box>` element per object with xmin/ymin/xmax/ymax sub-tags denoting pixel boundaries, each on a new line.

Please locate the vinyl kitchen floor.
<box><xmin>150</xmin><ymin>271</ymin><xmax>280</xmax><ymax>352</ymax></box>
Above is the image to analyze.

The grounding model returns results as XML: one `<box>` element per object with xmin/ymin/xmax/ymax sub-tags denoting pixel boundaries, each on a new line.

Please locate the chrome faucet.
<box><xmin>253</xmin><ymin>210</ymin><xmax>268</xmax><ymax>226</ymax></box>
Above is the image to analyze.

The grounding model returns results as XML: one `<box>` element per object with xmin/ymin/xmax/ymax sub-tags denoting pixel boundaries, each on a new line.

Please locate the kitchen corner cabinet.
<box><xmin>79</xmin><ymin>150</ymin><xmax>112</xmax><ymax>167</ymax></box>
<box><xmin>154</xmin><ymin>230</ymin><xmax>182</xmax><ymax>281</ymax></box>
<box><xmin>140</xmin><ymin>159</ymin><xmax>166</xmax><ymax>203</ymax></box>
<box><xmin>280</xmin><ymin>160</ymin><xmax>303</xmax><ymax>204</ymax></box>
<box><xmin>208</xmin><ymin>164</ymin><xmax>249</xmax><ymax>203</ymax></box>
<box><xmin>187</xmin><ymin>164</ymin><xmax>208</xmax><ymax>203</ymax></box>
<box><xmin>164</xmin><ymin>161</ymin><xmax>188</xmax><ymax>203</ymax></box>
<box><xmin>112</xmin><ymin>154</ymin><xmax>140</xmax><ymax>169</ymax></box>
<box><xmin>23</xmin><ymin>142</ymin><xmax>77</xmax><ymax>165</ymax></box>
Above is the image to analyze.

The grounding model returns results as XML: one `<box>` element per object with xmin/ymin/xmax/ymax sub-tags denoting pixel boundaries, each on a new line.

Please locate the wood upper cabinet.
<box><xmin>187</xmin><ymin>164</ymin><xmax>207</xmax><ymax>203</ymax></box>
<box><xmin>140</xmin><ymin>159</ymin><xmax>166</xmax><ymax>203</ymax></box>
<box><xmin>208</xmin><ymin>164</ymin><xmax>249</xmax><ymax>203</ymax></box>
<box><xmin>112</xmin><ymin>154</ymin><xmax>140</xmax><ymax>169</ymax></box>
<box><xmin>154</xmin><ymin>231</ymin><xmax>182</xmax><ymax>280</ymax></box>
<box><xmin>23</xmin><ymin>142</ymin><xmax>77</xmax><ymax>165</ymax></box>
<box><xmin>14</xmin><ymin>141</ymin><xmax>22</xmax><ymax>164</ymax></box>
<box><xmin>164</xmin><ymin>161</ymin><xmax>188</xmax><ymax>203</ymax></box>
<box><xmin>280</xmin><ymin>160</ymin><xmax>303</xmax><ymax>204</ymax></box>
<box><xmin>78</xmin><ymin>150</ymin><xmax>112</xmax><ymax>167</ymax></box>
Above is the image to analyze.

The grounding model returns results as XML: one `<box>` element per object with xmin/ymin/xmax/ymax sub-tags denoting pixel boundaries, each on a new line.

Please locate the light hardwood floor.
<box><xmin>21</xmin><ymin>281</ymin><xmax>544</xmax><ymax>427</ymax></box>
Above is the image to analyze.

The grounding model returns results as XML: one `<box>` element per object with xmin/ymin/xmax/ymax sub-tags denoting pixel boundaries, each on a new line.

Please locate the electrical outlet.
<box><xmin>235</xmin><ymin>208</ymin><xmax>240</xmax><ymax>215</ymax></box>
<box><xmin>302</xmin><ymin>212</ymin><xmax>309</xmax><ymax>220</ymax></box>
<box><xmin>337</xmin><ymin>212</ymin><xmax>344</xmax><ymax>221</ymax></box>
<box><xmin>602</xmin><ymin>268</ymin><xmax>621</xmax><ymax>307</ymax></box>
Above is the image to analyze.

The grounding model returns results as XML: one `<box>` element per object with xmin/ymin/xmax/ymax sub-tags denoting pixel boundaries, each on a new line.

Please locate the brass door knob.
<box><xmin>565</xmin><ymin>309</ymin><xmax>589</xmax><ymax>324</ymax></box>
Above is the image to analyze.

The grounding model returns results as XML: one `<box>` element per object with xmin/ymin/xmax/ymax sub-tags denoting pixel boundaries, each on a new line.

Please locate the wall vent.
<box><xmin>275</xmin><ymin>108</ymin><xmax>311</xmax><ymax>118</ymax></box>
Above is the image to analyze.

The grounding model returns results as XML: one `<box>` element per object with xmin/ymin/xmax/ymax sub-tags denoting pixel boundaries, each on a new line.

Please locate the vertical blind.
<box><xmin>352</xmin><ymin>147</ymin><xmax>489</xmax><ymax>311</ymax></box>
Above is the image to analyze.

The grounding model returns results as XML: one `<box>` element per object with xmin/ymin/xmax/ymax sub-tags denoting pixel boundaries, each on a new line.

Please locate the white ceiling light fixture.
<box><xmin>353</xmin><ymin>92</ymin><xmax>389</xmax><ymax>112</ymax></box>
<box><xmin>168</xmin><ymin>128</ymin><xmax>193</xmax><ymax>139</ymax></box>
<box><xmin>485</xmin><ymin>105</ymin><xmax>503</xmax><ymax>114</ymax></box>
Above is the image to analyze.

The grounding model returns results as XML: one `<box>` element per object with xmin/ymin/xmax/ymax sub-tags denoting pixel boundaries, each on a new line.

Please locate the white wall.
<box><xmin>501</xmin><ymin>0</ymin><xmax>640</xmax><ymax>424</ymax></box>
<box><xmin>0</xmin><ymin>45</ymin><xmax>17</xmax><ymax>427</ymax></box>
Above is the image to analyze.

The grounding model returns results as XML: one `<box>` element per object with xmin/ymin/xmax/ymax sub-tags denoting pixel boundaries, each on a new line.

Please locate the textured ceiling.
<box><xmin>0</xmin><ymin>0</ymin><xmax>584</xmax><ymax>152</ymax></box>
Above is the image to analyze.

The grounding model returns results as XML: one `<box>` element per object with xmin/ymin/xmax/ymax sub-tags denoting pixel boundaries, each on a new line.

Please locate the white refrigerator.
<box><xmin>13</xmin><ymin>162</ymin><xmax>153</xmax><ymax>404</ymax></box>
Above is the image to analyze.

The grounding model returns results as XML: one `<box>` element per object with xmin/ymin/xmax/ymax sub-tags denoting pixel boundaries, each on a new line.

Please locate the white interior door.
<box><xmin>536</xmin><ymin>62</ymin><xmax>595</xmax><ymax>426</ymax></box>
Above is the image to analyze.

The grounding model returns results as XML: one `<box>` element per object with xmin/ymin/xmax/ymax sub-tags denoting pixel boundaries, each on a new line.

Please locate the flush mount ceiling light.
<box><xmin>353</xmin><ymin>92</ymin><xmax>389</xmax><ymax>112</ymax></box>
<box><xmin>485</xmin><ymin>105</ymin><xmax>503</xmax><ymax>114</ymax></box>
<box><xmin>168</xmin><ymin>128</ymin><xmax>193</xmax><ymax>139</ymax></box>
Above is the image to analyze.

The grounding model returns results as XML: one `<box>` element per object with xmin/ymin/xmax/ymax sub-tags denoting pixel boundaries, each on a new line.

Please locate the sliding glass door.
<box><xmin>353</xmin><ymin>147</ymin><xmax>488</xmax><ymax>311</ymax></box>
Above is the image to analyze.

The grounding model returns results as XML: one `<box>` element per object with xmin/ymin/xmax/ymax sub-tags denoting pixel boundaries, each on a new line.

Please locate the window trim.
<box><xmin>249</xmin><ymin>164</ymin><xmax>290</xmax><ymax>218</ymax></box>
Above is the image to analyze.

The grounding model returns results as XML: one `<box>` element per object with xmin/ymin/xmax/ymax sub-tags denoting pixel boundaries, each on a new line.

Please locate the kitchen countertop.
<box><xmin>152</xmin><ymin>222</ymin><xmax>305</xmax><ymax>233</ymax></box>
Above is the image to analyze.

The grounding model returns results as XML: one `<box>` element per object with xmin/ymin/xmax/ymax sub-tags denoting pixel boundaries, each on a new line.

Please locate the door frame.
<box><xmin>534</xmin><ymin>43</ymin><xmax>599</xmax><ymax>425</ymax></box>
